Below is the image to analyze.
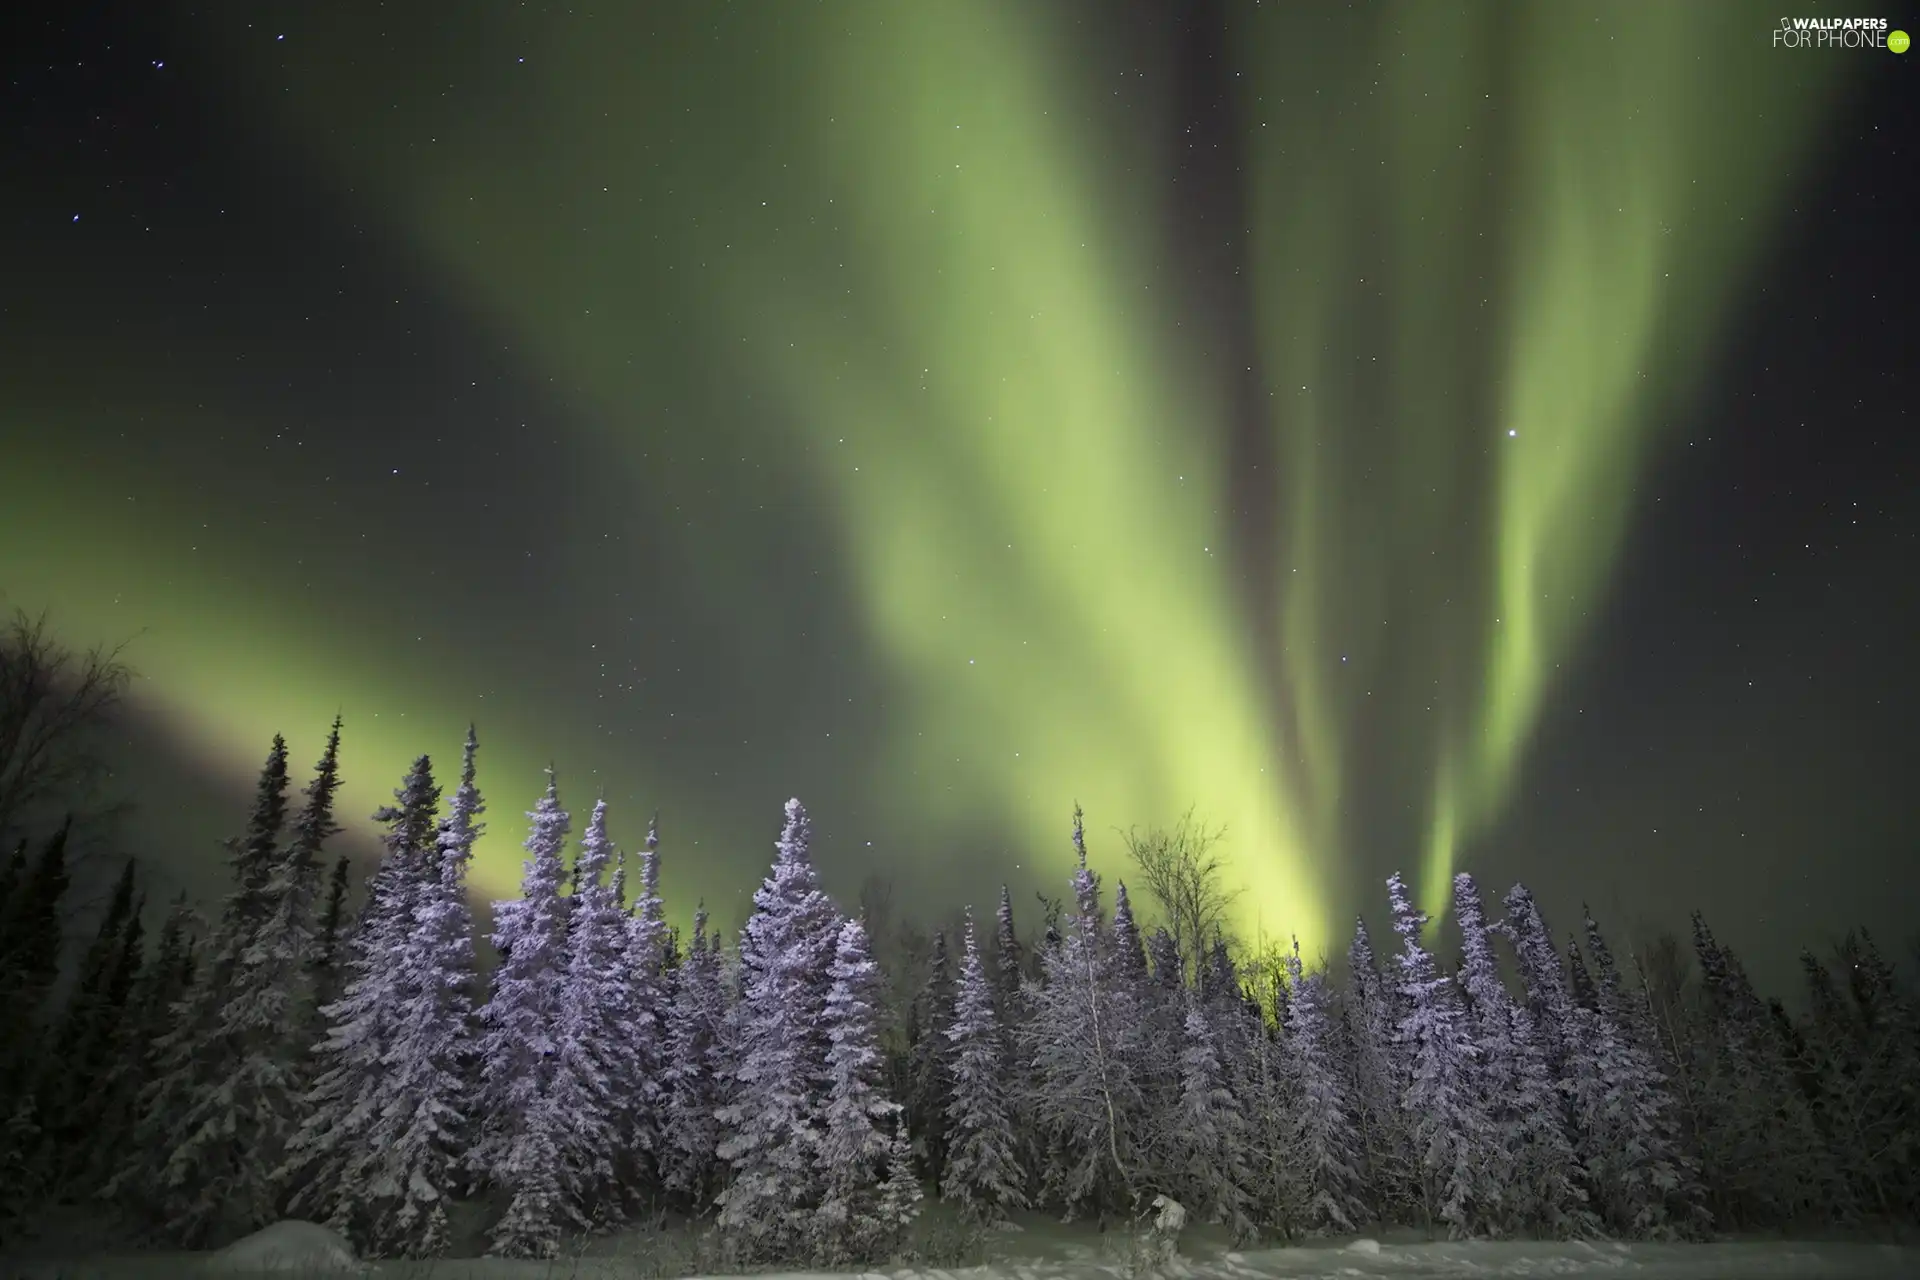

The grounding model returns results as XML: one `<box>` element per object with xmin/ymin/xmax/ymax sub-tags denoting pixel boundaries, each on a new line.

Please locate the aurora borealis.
<box><xmin>2</xmin><ymin>1</ymin><xmax>1914</xmax><ymax>986</ymax></box>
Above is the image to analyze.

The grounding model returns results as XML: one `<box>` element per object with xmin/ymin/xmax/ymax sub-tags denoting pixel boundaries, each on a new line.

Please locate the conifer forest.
<box><xmin>4</xmin><ymin>2</ymin><xmax>1918</xmax><ymax>1276</ymax></box>
<box><xmin>2</xmin><ymin>707</ymin><xmax>1915</xmax><ymax>1266</ymax></box>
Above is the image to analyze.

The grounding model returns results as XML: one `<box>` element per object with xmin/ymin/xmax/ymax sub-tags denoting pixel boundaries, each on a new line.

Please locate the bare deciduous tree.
<box><xmin>1119</xmin><ymin>807</ymin><xmax>1238</xmax><ymax>987</ymax></box>
<box><xmin>0</xmin><ymin>609</ymin><xmax>135</xmax><ymax>848</ymax></box>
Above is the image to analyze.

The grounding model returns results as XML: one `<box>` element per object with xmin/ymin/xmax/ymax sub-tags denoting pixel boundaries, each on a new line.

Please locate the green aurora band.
<box><xmin>1</xmin><ymin>1</ymin><xmax>1837</xmax><ymax>949</ymax></box>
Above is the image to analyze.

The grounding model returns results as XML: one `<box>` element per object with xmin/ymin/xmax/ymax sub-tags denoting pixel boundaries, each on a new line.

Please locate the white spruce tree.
<box><xmin>278</xmin><ymin>751</ymin><xmax>438</xmax><ymax>1247</ymax></box>
<box><xmin>1135</xmin><ymin>921</ymin><xmax>1191</xmax><ymax>1182</ymax></box>
<box><xmin>128</xmin><ymin>726</ymin><xmax>343</xmax><ymax>1245</ymax></box>
<box><xmin>619</xmin><ymin>812</ymin><xmax>670</xmax><ymax>1194</ymax></box>
<box><xmin>993</xmin><ymin>884</ymin><xmax>1024</xmax><ymax>1014</ymax></box>
<box><xmin>877</xmin><ymin>1129</ymin><xmax>924</xmax><ymax>1247</ymax></box>
<box><xmin>1345</xmin><ymin>917</ymin><xmax>1415</xmax><ymax>1223</ymax></box>
<box><xmin>715</xmin><ymin>798</ymin><xmax>841</xmax><ymax>1259</ymax></box>
<box><xmin>1147</xmin><ymin>926</ymin><xmax>1183</xmax><ymax>993</ymax></box>
<box><xmin>941</xmin><ymin>911</ymin><xmax>1026</xmax><ymax>1222</ymax></box>
<box><xmin>1452</xmin><ymin>873</ymin><xmax>1591</xmax><ymax>1238</ymax></box>
<box><xmin>1170</xmin><ymin>999</ymin><xmax>1256</xmax><ymax>1238</ymax></box>
<box><xmin>1687</xmin><ymin>912</ymin><xmax>1840</xmax><ymax>1228</ymax></box>
<box><xmin>366</xmin><ymin>726</ymin><xmax>485</xmax><ymax>1256</ymax></box>
<box><xmin>1566</xmin><ymin>937</ymin><xmax>1599</xmax><ymax>1009</ymax></box>
<box><xmin>479</xmin><ymin>770</ymin><xmax>573</xmax><ymax>1258</ymax></box>
<box><xmin>90</xmin><ymin>892</ymin><xmax>197</xmax><ymax>1197</ymax></box>
<box><xmin>304</xmin><ymin>854</ymin><xmax>353</xmax><ymax>1053</ymax></box>
<box><xmin>990</xmin><ymin>883</ymin><xmax>1042</xmax><ymax>1187</ymax></box>
<box><xmin>1562</xmin><ymin>909</ymin><xmax>1703</xmax><ymax>1239</ymax></box>
<box><xmin>708</xmin><ymin>933</ymin><xmax>748</xmax><ymax>1192</ymax></box>
<box><xmin>242</xmin><ymin>717</ymin><xmax>345</xmax><ymax>1072</ymax></box>
<box><xmin>1019</xmin><ymin>804</ymin><xmax>1141</xmax><ymax>1222</ymax></box>
<box><xmin>108</xmin><ymin>738</ymin><xmax>286</xmax><ymax>1237</ymax></box>
<box><xmin>1109</xmin><ymin>881</ymin><xmax>1148</xmax><ymax>990</ymax></box>
<box><xmin>1389</xmin><ymin>872</ymin><xmax>1494</xmax><ymax>1238</ymax></box>
<box><xmin>1230</xmin><ymin>991</ymin><xmax>1297</xmax><ymax>1237</ymax></box>
<box><xmin>1501</xmin><ymin>885</ymin><xmax>1577</xmax><ymax>1085</ymax></box>
<box><xmin>814</xmin><ymin>918</ymin><xmax>906</xmax><ymax>1263</ymax></box>
<box><xmin>1284</xmin><ymin>940</ymin><xmax>1367</xmax><ymax>1235</ymax></box>
<box><xmin>36</xmin><ymin>856</ymin><xmax>142</xmax><ymax>1191</ymax></box>
<box><xmin>907</xmin><ymin>928</ymin><xmax>955</xmax><ymax>1182</ymax></box>
<box><xmin>1820</xmin><ymin>931</ymin><xmax>1920</xmax><ymax>1218</ymax></box>
<box><xmin>659</xmin><ymin>906</ymin><xmax>725</xmax><ymax>1208</ymax></box>
<box><xmin>1563</xmin><ymin>985</ymin><xmax>1705</xmax><ymax>1238</ymax></box>
<box><xmin>548</xmin><ymin>798</ymin><xmax>626</xmax><ymax>1226</ymax></box>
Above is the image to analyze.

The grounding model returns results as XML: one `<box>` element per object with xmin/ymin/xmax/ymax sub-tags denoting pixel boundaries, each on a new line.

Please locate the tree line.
<box><xmin>0</xmin><ymin>718</ymin><xmax>1915</xmax><ymax>1262</ymax></box>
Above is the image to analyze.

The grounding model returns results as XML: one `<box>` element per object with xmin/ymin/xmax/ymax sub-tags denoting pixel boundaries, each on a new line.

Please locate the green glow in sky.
<box><xmin>0</xmin><ymin>1</ymin><xmax>1837</xmax><ymax>946</ymax></box>
<box><xmin>1233</xmin><ymin>0</ymin><xmax>1834</xmax><ymax>920</ymax></box>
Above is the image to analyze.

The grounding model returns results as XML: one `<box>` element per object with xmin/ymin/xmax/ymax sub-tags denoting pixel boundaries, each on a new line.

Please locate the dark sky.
<box><xmin>2</xmin><ymin>0</ymin><xmax>1913</xmax><ymax>998</ymax></box>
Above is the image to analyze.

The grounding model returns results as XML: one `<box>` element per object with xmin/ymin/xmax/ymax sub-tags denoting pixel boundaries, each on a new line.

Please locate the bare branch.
<box><xmin>1119</xmin><ymin>807</ymin><xmax>1239</xmax><ymax>985</ymax></box>
<box><xmin>0</xmin><ymin>608</ymin><xmax>136</xmax><ymax>845</ymax></box>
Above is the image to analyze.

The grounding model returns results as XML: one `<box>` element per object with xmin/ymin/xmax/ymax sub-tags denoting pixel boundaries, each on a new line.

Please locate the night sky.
<box><xmin>2</xmin><ymin>0</ymin><xmax>1913</xmax><ymax>994</ymax></box>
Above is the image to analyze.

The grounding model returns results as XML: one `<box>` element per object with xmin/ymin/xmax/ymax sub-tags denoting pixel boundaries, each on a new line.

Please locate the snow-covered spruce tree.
<box><xmin>1229</xmin><ymin>989</ymin><xmax>1297</xmax><ymax>1238</ymax></box>
<box><xmin>278</xmin><ymin>751</ymin><xmax>439</xmax><ymax>1247</ymax></box>
<box><xmin>1452</xmin><ymin>873</ymin><xmax>1591</xmax><ymax>1238</ymax></box>
<box><xmin>814</xmin><ymin>918</ymin><xmax>914</xmax><ymax>1264</ymax></box>
<box><xmin>1283</xmin><ymin>940</ymin><xmax>1366</xmax><ymax>1235</ymax></box>
<box><xmin>993</xmin><ymin>884</ymin><xmax>1024</xmax><ymax>1015</ymax></box>
<box><xmin>1109</xmin><ymin>880</ymin><xmax>1148</xmax><ymax>990</ymax></box>
<box><xmin>1581</xmin><ymin>907</ymin><xmax>1638</xmax><ymax>1035</ymax></box>
<box><xmin>479</xmin><ymin>770</ymin><xmax>573</xmax><ymax>1258</ymax></box>
<box><xmin>307</xmin><ymin>855</ymin><xmax>352</xmax><ymax>1027</ymax></box>
<box><xmin>246</xmin><ymin>716</ymin><xmax>346</xmax><ymax>1079</ymax></box>
<box><xmin>907</xmin><ymin>928</ymin><xmax>955</xmax><ymax>1183</ymax></box>
<box><xmin>1036</xmin><ymin>891</ymin><xmax>1065</xmax><ymax>971</ymax></box>
<box><xmin>1199</xmin><ymin>932</ymin><xmax>1237</xmax><ymax>1008</ymax></box>
<box><xmin>362</xmin><ymin>725</ymin><xmax>485</xmax><ymax>1256</ymax></box>
<box><xmin>714</xmin><ymin>797</ymin><xmax>843</xmax><ymax>1260</ymax></box>
<box><xmin>1562</xmin><ymin>983</ymin><xmax>1704</xmax><ymax>1239</ymax></box>
<box><xmin>1345</xmin><ymin>917</ymin><xmax>1416</xmax><ymax>1224</ymax></box>
<box><xmin>659</xmin><ymin>906</ymin><xmax>726</xmax><ymax>1208</ymax></box>
<box><xmin>0</xmin><ymin>819</ymin><xmax>70</xmax><ymax>1100</ymax></box>
<box><xmin>35</xmin><ymin>856</ymin><xmax>142</xmax><ymax>1190</ymax></box>
<box><xmin>1501</xmin><ymin>884</ymin><xmax>1577</xmax><ymax>1086</ymax></box>
<box><xmin>1169</xmin><ymin>998</ymin><xmax>1256</xmax><ymax>1238</ymax></box>
<box><xmin>618</xmin><ymin>812</ymin><xmax>671</xmax><ymax>1197</ymax></box>
<box><xmin>547</xmin><ymin>798</ymin><xmax>626</xmax><ymax>1226</ymax></box>
<box><xmin>1688</xmin><ymin>912</ymin><xmax>1841</xmax><ymax>1228</ymax></box>
<box><xmin>708</xmin><ymin>932</ymin><xmax>749</xmax><ymax>1191</ymax></box>
<box><xmin>1147</xmin><ymin>927</ymin><xmax>1183</xmax><ymax>993</ymax></box>
<box><xmin>989</xmin><ymin>883</ymin><xmax>1043</xmax><ymax>1184</ymax></box>
<box><xmin>1019</xmin><ymin>804</ymin><xmax>1141</xmax><ymax>1223</ymax></box>
<box><xmin>941</xmin><ymin>910</ymin><xmax>1026</xmax><ymax>1223</ymax></box>
<box><xmin>119</xmin><ymin>726</ymin><xmax>344</xmax><ymax>1246</ymax></box>
<box><xmin>1133</xmin><ymin>921</ymin><xmax>1190</xmax><ymax>1153</ymax></box>
<box><xmin>1566</xmin><ymin>937</ymin><xmax>1598</xmax><ymax>1009</ymax></box>
<box><xmin>1562</xmin><ymin>908</ymin><xmax>1703</xmax><ymax>1239</ymax></box>
<box><xmin>878</xmin><ymin>1128</ymin><xmax>924</xmax><ymax>1241</ymax></box>
<box><xmin>1389</xmin><ymin>872</ymin><xmax>1495</xmax><ymax>1238</ymax></box>
<box><xmin>87</xmin><ymin>892</ymin><xmax>197</xmax><ymax>1198</ymax></box>
<box><xmin>1817</xmin><ymin>931</ymin><xmax>1920</xmax><ymax>1217</ymax></box>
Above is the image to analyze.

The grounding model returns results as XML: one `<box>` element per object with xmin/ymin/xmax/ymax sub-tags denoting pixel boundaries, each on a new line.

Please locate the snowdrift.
<box><xmin>204</xmin><ymin>1219</ymin><xmax>367</xmax><ymax>1274</ymax></box>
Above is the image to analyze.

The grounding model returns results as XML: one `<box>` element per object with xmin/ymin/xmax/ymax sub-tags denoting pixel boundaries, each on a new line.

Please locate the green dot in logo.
<box><xmin>1891</xmin><ymin>29</ymin><xmax>1912</xmax><ymax>53</ymax></box>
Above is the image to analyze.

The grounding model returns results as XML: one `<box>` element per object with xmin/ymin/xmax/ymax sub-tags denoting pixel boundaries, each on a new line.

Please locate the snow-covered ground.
<box><xmin>7</xmin><ymin>1213</ymin><xmax>1919</xmax><ymax>1280</ymax></box>
<box><xmin>12</xmin><ymin>1239</ymin><xmax>1920</xmax><ymax>1280</ymax></box>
